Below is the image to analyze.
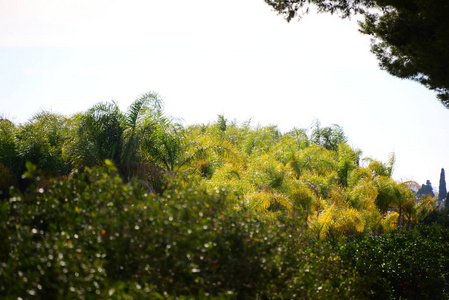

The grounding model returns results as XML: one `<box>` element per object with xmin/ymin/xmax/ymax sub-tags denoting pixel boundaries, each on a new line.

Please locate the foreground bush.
<box><xmin>0</xmin><ymin>162</ymin><xmax>358</xmax><ymax>299</ymax></box>
<box><xmin>1</xmin><ymin>162</ymin><xmax>448</xmax><ymax>299</ymax></box>
<box><xmin>341</xmin><ymin>225</ymin><xmax>449</xmax><ymax>299</ymax></box>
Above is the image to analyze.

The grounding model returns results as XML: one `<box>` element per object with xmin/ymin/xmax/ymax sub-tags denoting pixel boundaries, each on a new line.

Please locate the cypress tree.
<box><xmin>439</xmin><ymin>168</ymin><xmax>447</xmax><ymax>207</ymax></box>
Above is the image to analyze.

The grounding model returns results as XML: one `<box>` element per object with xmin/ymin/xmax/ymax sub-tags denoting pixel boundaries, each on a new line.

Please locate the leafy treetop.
<box><xmin>265</xmin><ymin>0</ymin><xmax>449</xmax><ymax>107</ymax></box>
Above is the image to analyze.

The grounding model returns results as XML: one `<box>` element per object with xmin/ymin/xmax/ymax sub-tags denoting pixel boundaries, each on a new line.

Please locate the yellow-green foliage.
<box><xmin>2</xmin><ymin>101</ymin><xmax>429</xmax><ymax>239</ymax></box>
<box><xmin>247</xmin><ymin>154</ymin><xmax>287</xmax><ymax>190</ymax></box>
<box><xmin>244</xmin><ymin>190</ymin><xmax>292</xmax><ymax>215</ymax></box>
<box><xmin>197</xmin><ymin>120</ymin><xmax>428</xmax><ymax>237</ymax></box>
<box><xmin>204</xmin><ymin>162</ymin><xmax>252</xmax><ymax>202</ymax></box>
<box><xmin>347</xmin><ymin>178</ymin><xmax>378</xmax><ymax>210</ymax></box>
<box><xmin>381</xmin><ymin>212</ymin><xmax>400</xmax><ymax>232</ymax></box>
<box><xmin>289</xmin><ymin>183</ymin><xmax>317</xmax><ymax>214</ymax></box>
<box><xmin>309</xmin><ymin>190</ymin><xmax>366</xmax><ymax>239</ymax></box>
<box><xmin>2</xmin><ymin>99</ymin><xmax>449</xmax><ymax>299</ymax></box>
<box><xmin>241</xmin><ymin>131</ymin><xmax>377</xmax><ymax>237</ymax></box>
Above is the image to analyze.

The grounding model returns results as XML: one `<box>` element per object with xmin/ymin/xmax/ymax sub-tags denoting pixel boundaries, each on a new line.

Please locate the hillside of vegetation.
<box><xmin>1</xmin><ymin>92</ymin><xmax>449</xmax><ymax>299</ymax></box>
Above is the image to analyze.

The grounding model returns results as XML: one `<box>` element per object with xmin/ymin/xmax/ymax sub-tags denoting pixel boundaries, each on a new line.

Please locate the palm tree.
<box><xmin>65</xmin><ymin>102</ymin><xmax>125</xmax><ymax>168</ymax></box>
<box><xmin>336</xmin><ymin>143</ymin><xmax>361</xmax><ymax>188</ymax></box>
<box><xmin>306</xmin><ymin>184</ymin><xmax>367</xmax><ymax>239</ymax></box>
<box><xmin>310</xmin><ymin>120</ymin><xmax>347</xmax><ymax>152</ymax></box>
<box><xmin>374</xmin><ymin>176</ymin><xmax>415</xmax><ymax>232</ymax></box>
<box><xmin>289</xmin><ymin>182</ymin><xmax>318</xmax><ymax>228</ymax></box>
<box><xmin>0</xmin><ymin>118</ymin><xmax>19</xmax><ymax>197</ymax></box>
<box><xmin>364</xmin><ymin>153</ymin><xmax>396</xmax><ymax>178</ymax></box>
<box><xmin>16</xmin><ymin>111</ymin><xmax>71</xmax><ymax>178</ymax></box>
<box><xmin>0</xmin><ymin>118</ymin><xmax>19</xmax><ymax>175</ymax></box>
<box><xmin>120</xmin><ymin>92</ymin><xmax>164</xmax><ymax>180</ymax></box>
<box><xmin>141</xmin><ymin>116</ymin><xmax>240</xmax><ymax>175</ymax></box>
<box><xmin>63</xmin><ymin>93</ymin><xmax>239</xmax><ymax>193</ymax></box>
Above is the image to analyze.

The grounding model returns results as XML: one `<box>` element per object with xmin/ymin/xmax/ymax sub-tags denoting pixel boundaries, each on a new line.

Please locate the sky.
<box><xmin>1</xmin><ymin>0</ymin><xmax>449</xmax><ymax>189</ymax></box>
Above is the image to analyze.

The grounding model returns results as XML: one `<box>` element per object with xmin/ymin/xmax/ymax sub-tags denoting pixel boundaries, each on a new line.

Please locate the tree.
<box><xmin>374</xmin><ymin>176</ymin><xmax>415</xmax><ymax>232</ymax></box>
<box><xmin>120</xmin><ymin>92</ymin><xmax>164</xmax><ymax>180</ymax></box>
<box><xmin>337</xmin><ymin>143</ymin><xmax>361</xmax><ymax>187</ymax></box>
<box><xmin>364</xmin><ymin>153</ymin><xmax>395</xmax><ymax>178</ymax></box>
<box><xmin>264</xmin><ymin>0</ymin><xmax>375</xmax><ymax>22</ymax></box>
<box><xmin>0</xmin><ymin>118</ymin><xmax>18</xmax><ymax>197</ymax></box>
<box><xmin>0</xmin><ymin>118</ymin><xmax>18</xmax><ymax>168</ymax></box>
<box><xmin>16</xmin><ymin>112</ymin><xmax>71</xmax><ymax>178</ymax></box>
<box><xmin>265</xmin><ymin>0</ymin><xmax>449</xmax><ymax>106</ymax></box>
<box><xmin>417</xmin><ymin>180</ymin><xmax>435</xmax><ymax>199</ymax></box>
<box><xmin>360</xmin><ymin>0</ymin><xmax>449</xmax><ymax>105</ymax></box>
<box><xmin>310</xmin><ymin>120</ymin><xmax>347</xmax><ymax>152</ymax></box>
<box><xmin>65</xmin><ymin>102</ymin><xmax>125</xmax><ymax>168</ymax></box>
<box><xmin>438</xmin><ymin>168</ymin><xmax>447</xmax><ymax>207</ymax></box>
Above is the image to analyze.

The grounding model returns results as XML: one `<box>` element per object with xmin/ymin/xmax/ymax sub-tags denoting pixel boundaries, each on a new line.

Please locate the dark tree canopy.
<box><xmin>265</xmin><ymin>0</ymin><xmax>449</xmax><ymax>107</ymax></box>
<box><xmin>264</xmin><ymin>0</ymin><xmax>376</xmax><ymax>21</ymax></box>
<box><xmin>417</xmin><ymin>180</ymin><xmax>435</xmax><ymax>199</ymax></box>
<box><xmin>439</xmin><ymin>168</ymin><xmax>447</xmax><ymax>205</ymax></box>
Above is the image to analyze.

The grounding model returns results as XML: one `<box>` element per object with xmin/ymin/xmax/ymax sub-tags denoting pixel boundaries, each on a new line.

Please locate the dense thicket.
<box><xmin>0</xmin><ymin>92</ymin><xmax>446</xmax><ymax>298</ymax></box>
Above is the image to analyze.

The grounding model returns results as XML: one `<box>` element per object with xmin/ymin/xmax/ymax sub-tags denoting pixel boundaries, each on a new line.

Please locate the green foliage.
<box><xmin>360</xmin><ymin>0</ymin><xmax>449</xmax><ymax>105</ymax></box>
<box><xmin>439</xmin><ymin>168</ymin><xmax>447</xmax><ymax>205</ymax></box>
<box><xmin>242</xmin><ymin>125</ymin><xmax>281</xmax><ymax>157</ymax></box>
<box><xmin>337</xmin><ymin>144</ymin><xmax>358</xmax><ymax>188</ymax></box>
<box><xmin>0</xmin><ymin>163</ymin><xmax>16</xmax><ymax>199</ymax></box>
<box><xmin>264</xmin><ymin>0</ymin><xmax>374</xmax><ymax>22</ymax></box>
<box><xmin>310</xmin><ymin>121</ymin><xmax>347</xmax><ymax>152</ymax></box>
<box><xmin>4</xmin><ymin>162</ymin><xmax>446</xmax><ymax>298</ymax></box>
<box><xmin>67</xmin><ymin>102</ymin><xmax>125</xmax><ymax>167</ymax></box>
<box><xmin>417</xmin><ymin>180</ymin><xmax>435</xmax><ymax>199</ymax></box>
<box><xmin>15</xmin><ymin>112</ymin><xmax>72</xmax><ymax>178</ymax></box>
<box><xmin>265</xmin><ymin>0</ymin><xmax>449</xmax><ymax>106</ymax></box>
<box><xmin>422</xmin><ymin>207</ymin><xmax>449</xmax><ymax>228</ymax></box>
<box><xmin>3</xmin><ymin>102</ymin><xmax>446</xmax><ymax>298</ymax></box>
<box><xmin>341</xmin><ymin>225</ymin><xmax>449</xmax><ymax>299</ymax></box>
<box><xmin>0</xmin><ymin>162</ymin><xmax>362</xmax><ymax>299</ymax></box>
<box><xmin>0</xmin><ymin>118</ymin><xmax>19</xmax><ymax>175</ymax></box>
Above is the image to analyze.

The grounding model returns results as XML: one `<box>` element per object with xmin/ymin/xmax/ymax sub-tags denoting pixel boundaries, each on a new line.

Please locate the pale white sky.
<box><xmin>1</xmin><ymin>0</ymin><xmax>449</xmax><ymax>188</ymax></box>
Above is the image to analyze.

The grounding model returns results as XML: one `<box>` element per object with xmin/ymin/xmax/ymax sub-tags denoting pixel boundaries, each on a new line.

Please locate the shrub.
<box><xmin>341</xmin><ymin>226</ymin><xmax>449</xmax><ymax>299</ymax></box>
<box><xmin>0</xmin><ymin>162</ymin><xmax>363</xmax><ymax>299</ymax></box>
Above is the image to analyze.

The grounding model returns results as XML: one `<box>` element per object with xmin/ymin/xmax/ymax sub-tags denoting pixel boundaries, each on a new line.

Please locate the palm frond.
<box><xmin>415</xmin><ymin>195</ymin><xmax>437</xmax><ymax>221</ymax></box>
<box><xmin>381</xmin><ymin>212</ymin><xmax>399</xmax><ymax>232</ymax></box>
<box><xmin>179</xmin><ymin>141</ymin><xmax>239</xmax><ymax>169</ymax></box>
<box><xmin>387</xmin><ymin>152</ymin><xmax>396</xmax><ymax>177</ymax></box>
<box><xmin>287</xmin><ymin>153</ymin><xmax>302</xmax><ymax>179</ymax></box>
<box><xmin>333</xmin><ymin>207</ymin><xmax>366</xmax><ymax>234</ymax></box>
<box><xmin>125</xmin><ymin>98</ymin><xmax>148</xmax><ymax>129</ymax></box>
<box><xmin>245</xmin><ymin>190</ymin><xmax>291</xmax><ymax>213</ymax></box>
<box><xmin>125</xmin><ymin>92</ymin><xmax>164</xmax><ymax>128</ymax></box>
<box><xmin>314</xmin><ymin>203</ymin><xmax>336</xmax><ymax>239</ymax></box>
